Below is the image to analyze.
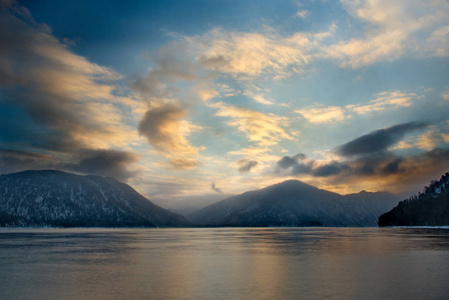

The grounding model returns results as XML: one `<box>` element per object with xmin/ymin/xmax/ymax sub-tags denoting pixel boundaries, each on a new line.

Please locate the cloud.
<box><xmin>212</xmin><ymin>102</ymin><xmax>294</xmax><ymax>146</ymax></box>
<box><xmin>245</xmin><ymin>90</ymin><xmax>274</xmax><ymax>105</ymax></box>
<box><xmin>0</xmin><ymin>2</ymin><xmax>146</xmax><ymax>184</ymax></box>
<box><xmin>296</xmin><ymin>10</ymin><xmax>309</xmax><ymax>18</ymax></box>
<box><xmin>168</xmin><ymin>158</ymin><xmax>201</xmax><ymax>170</ymax></box>
<box><xmin>327</xmin><ymin>148</ymin><xmax>449</xmax><ymax>193</ymax></box>
<box><xmin>187</xmin><ymin>27</ymin><xmax>332</xmax><ymax>77</ymax></box>
<box><xmin>346</xmin><ymin>91</ymin><xmax>417</xmax><ymax>114</ymax></box>
<box><xmin>276</xmin><ymin>153</ymin><xmax>314</xmax><ymax>175</ymax></box>
<box><xmin>276</xmin><ymin>152</ymin><xmax>401</xmax><ymax>178</ymax></box>
<box><xmin>329</xmin><ymin>0</ymin><xmax>449</xmax><ymax>67</ymax></box>
<box><xmin>179</xmin><ymin>1</ymin><xmax>449</xmax><ymax>78</ymax></box>
<box><xmin>228</xmin><ymin>146</ymin><xmax>272</xmax><ymax>156</ymax></box>
<box><xmin>138</xmin><ymin>103</ymin><xmax>202</xmax><ymax>169</ymax></box>
<box><xmin>0</xmin><ymin>148</ymin><xmax>56</xmax><ymax>174</ymax></box>
<box><xmin>194</xmin><ymin>81</ymin><xmax>219</xmax><ymax>101</ymax></box>
<box><xmin>63</xmin><ymin>149</ymin><xmax>139</xmax><ymax>182</ymax></box>
<box><xmin>138</xmin><ymin>104</ymin><xmax>190</xmax><ymax>152</ymax></box>
<box><xmin>381</xmin><ymin>158</ymin><xmax>402</xmax><ymax>175</ymax></box>
<box><xmin>296</xmin><ymin>91</ymin><xmax>419</xmax><ymax>125</ymax></box>
<box><xmin>274</xmin><ymin>147</ymin><xmax>449</xmax><ymax>195</ymax></box>
<box><xmin>273</xmin><ymin>122</ymin><xmax>449</xmax><ymax>194</ymax></box>
<box><xmin>336</xmin><ymin>122</ymin><xmax>429</xmax><ymax>157</ymax></box>
<box><xmin>0</xmin><ymin>1</ymin><xmax>139</xmax><ymax>154</ymax></box>
<box><xmin>276</xmin><ymin>154</ymin><xmax>350</xmax><ymax>177</ymax></box>
<box><xmin>131</xmin><ymin>42</ymin><xmax>199</xmax><ymax>99</ymax></box>
<box><xmin>142</xmin><ymin>1</ymin><xmax>449</xmax><ymax>91</ymax></box>
<box><xmin>175</xmin><ymin>1</ymin><xmax>449</xmax><ymax>76</ymax></box>
<box><xmin>0</xmin><ymin>148</ymin><xmax>139</xmax><ymax>182</ymax></box>
<box><xmin>211</xmin><ymin>182</ymin><xmax>223</xmax><ymax>193</ymax></box>
<box><xmin>312</xmin><ymin>161</ymin><xmax>351</xmax><ymax>177</ymax></box>
<box><xmin>130</xmin><ymin>41</ymin><xmax>212</xmax><ymax>171</ymax></box>
<box><xmin>442</xmin><ymin>90</ymin><xmax>449</xmax><ymax>101</ymax></box>
<box><xmin>238</xmin><ymin>159</ymin><xmax>258</xmax><ymax>172</ymax></box>
<box><xmin>392</xmin><ymin>123</ymin><xmax>449</xmax><ymax>151</ymax></box>
<box><xmin>277</xmin><ymin>153</ymin><xmax>306</xmax><ymax>169</ymax></box>
<box><xmin>295</xmin><ymin>105</ymin><xmax>348</xmax><ymax>124</ymax></box>
<box><xmin>275</xmin><ymin>123</ymin><xmax>441</xmax><ymax>179</ymax></box>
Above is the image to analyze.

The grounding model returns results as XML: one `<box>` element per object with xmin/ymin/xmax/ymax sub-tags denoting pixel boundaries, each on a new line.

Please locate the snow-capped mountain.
<box><xmin>0</xmin><ymin>170</ymin><xmax>190</xmax><ymax>227</ymax></box>
<box><xmin>188</xmin><ymin>180</ymin><xmax>399</xmax><ymax>227</ymax></box>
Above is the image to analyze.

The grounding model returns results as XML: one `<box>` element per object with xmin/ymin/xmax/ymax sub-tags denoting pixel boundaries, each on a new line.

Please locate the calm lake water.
<box><xmin>1</xmin><ymin>227</ymin><xmax>449</xmax><ymax>300</ymax></box>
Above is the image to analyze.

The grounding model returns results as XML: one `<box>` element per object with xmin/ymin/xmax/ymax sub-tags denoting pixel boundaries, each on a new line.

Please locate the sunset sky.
<box><xmin>1</xmin><ymin>0</ymin><xmax>449</xmax><ymax>211</ymax></box>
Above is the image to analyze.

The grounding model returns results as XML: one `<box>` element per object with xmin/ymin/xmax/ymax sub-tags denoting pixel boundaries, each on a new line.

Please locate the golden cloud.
<box><xmin>295</xmin><ymin>105</ymin><xmax>348</xmax><ymax>124</ymax></box>
<box><xmin>138</xmin><ymin>103</ymin><xmax>203</xmax><ymax>170</ymax></box>
<box><xmin>346</xmin><ymin>91</ymin><xmax>416</xmax><ymax>115</ymax></box>
<box><xmin>186</xmin><ymin>27</ymin><xmax>329</xmax><ymax>77</ymax></box>
<box><xmin>212</xmin><ymin>102</ymin><xmax>294</xmax><ymax>146</ymax></box>
<box><xmin>296</xmin><ymin>91</ymin><xmax>419</xmax><ymax>125</ymax></box>
<box><xmin>330</xmin><ymin>0</ymin><xmax>449</xmax><ymax>67</ymax></box>
<box><xmin>0</xmin><ymin>2</ymin><xmax>141</xmax><ymax>152</ymax></box>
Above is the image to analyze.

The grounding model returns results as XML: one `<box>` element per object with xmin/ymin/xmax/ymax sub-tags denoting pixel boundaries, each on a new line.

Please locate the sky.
<box><xmin>1</xmin><ymin>0</ymin><xmax>449</xmax><ymax>212</ymax></box>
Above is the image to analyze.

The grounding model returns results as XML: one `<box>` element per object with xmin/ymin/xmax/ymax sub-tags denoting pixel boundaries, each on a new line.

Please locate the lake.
<box><xmin>1</xmin><ymin>227</ymin><xmax>449</xmax><ymax>300</ymax></box>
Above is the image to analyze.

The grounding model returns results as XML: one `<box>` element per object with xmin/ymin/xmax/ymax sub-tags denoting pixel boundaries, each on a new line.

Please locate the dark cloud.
<box><xmin>238</xmin><ymin>159</ymin><xmax>258</xmax><ymax>172</ymax></box>
<box><xmin>276</xmin><ymin>154</ymin><xmax>351</xmax><ymax>178</ymax></box>
<box><xmin>0</xmin><ymin>148</ymin><xmax>56</xmax><ymax>174</ymax></box>
<box><xmin>336</xmin><ymin>122</ymin><xmax>429</xmax><ymax>157</ymax></box>
<box><xmin>274</xmin><ymin>146</ymin><xmax>449</xmax><ymax>194</ymax></box>
<box><xmin>292</xmin><ymin>162</ymin><xmax>313</xmax><ymax>174</ymax></box>
<box><xmin>276</xmin><ymin>152</ymin><xmax>405</xmax><ymax>179</ymax></box>
<box><xmin>381</xmin><ymin>158</ymin><xmax>403</xmax><ymax>175</ymax></box>
<box><xmin>62</xmin><ymin>149</ymin><xmax>139</xmax><ymax>182</ymax></box>
<box><xmin>313</xmin><ymin>161</ymin><xmax>351</xmax><ymax>177</ymax></box>
<box><xmin>276</xmin><ymin>153</ymin><xmax>313</xmax><ymax>175</ymax></box>
<box><xmin>0</xmin><ymin>147</ymin><xmax>140</xmax><ymax>181</ymax></box>
<box><xmin>277</xmin><ymin>155</ymin><xmax>298</xmax><ymax>169</ymax></box>
<box><xmin>422</xmin><ymin>148</ymin><xmax>449</xmax><ymax>163</ymax></box>
<box><xmin>273</xmin><ymin>125</ymin><xmax>448</xmax><ymax>193</ymax></box>
<box><xmin>211</xmin><ymin>182</ymin><xmax>222</xmax><ymax>193</ymax></box>
<box><xmin>277</xmin><ymin>153</ymin><xmax>306</xmax><ymax>169</ymax></box>
<box><xmin>329</xmin><ymin>148</ymin><xmax>449</xmax><ymax>193</ymax></box>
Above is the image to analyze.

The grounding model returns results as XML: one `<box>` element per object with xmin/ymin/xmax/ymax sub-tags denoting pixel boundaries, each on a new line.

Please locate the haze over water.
<box><xmin>1</xmin><ymin>228</ymin><xmax>449</xmax><ymax>300</ymax></box>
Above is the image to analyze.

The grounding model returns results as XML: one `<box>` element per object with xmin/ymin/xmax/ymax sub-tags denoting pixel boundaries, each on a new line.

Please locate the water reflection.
<box><xmin>1</xmin><ymin>228</ymin><xmax>449</xmax><ymax>299</ymax></box>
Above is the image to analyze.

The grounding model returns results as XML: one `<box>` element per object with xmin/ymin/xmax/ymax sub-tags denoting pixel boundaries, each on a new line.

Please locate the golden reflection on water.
<box><xmin>1</xmin><ymin>228</ymin><xmax>449</xmax><ymax>299</ymax></box>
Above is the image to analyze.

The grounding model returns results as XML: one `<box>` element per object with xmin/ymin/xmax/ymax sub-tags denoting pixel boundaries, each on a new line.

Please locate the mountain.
<box><xmin>188</xmin><ymin>180</ymin><xmax>399</xmax><ymax>227</ymax></box>
<box><xmin>0</xmin><ymin>170</ymin><xmax>190</xmax><ymax>227</ymax></box>
<box><xmin>378</xmin><ymin>172</ymin><xmax>449</xmax><ymax>226</ymax></box>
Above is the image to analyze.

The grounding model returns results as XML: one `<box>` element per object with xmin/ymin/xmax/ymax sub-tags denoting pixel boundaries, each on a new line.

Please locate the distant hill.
<box><xmin>378</xmin><ymin>172</ymin><xmax>449</xmax><ymax>227</ymax></box>
<box><xmin>0</xmin><ymin>170</ymin><xmax>190</xmax><ymax>227</ymax></box>
<box><xmin>188</xmin><ymin>180</ymin><xmax>399</xmax><ymax>227</ymax></box>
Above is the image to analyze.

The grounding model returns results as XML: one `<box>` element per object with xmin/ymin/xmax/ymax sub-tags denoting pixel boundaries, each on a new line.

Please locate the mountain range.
<box><xmin>0</xmin><ymin>170</ymin><xmax>189</xmax><ymax>227</ymax></box>
<box><xmin>0</xmin><ymin>170</ymin><xmax>405</xmax><ymax>228</ymax></box>
<box><xmin>188</xmin><ymin>180</ymin><xmax>400</xmax><ymax>227</ymax></box>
